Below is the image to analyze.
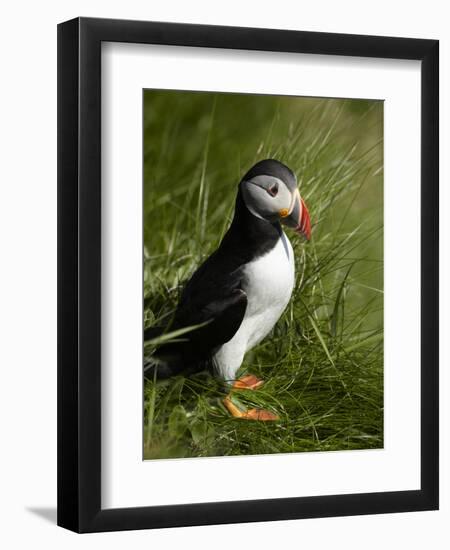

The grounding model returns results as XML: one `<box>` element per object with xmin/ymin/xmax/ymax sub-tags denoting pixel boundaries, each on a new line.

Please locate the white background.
<box><xmin>102</xmin><ymin>44</ymin><xmax>421</xmax><ymax>508</ymax></box>
<box><xmin>0</xmin><ymin>1</ymin><xmax>448</xmax><ymax>548</ymax></box>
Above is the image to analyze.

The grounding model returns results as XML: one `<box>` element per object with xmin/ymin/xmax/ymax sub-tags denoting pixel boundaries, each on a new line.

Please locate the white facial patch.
<box><xmin>241</xmin><ymin>175</ymin><xmax>292</xmax><ymax>221</ymax></box>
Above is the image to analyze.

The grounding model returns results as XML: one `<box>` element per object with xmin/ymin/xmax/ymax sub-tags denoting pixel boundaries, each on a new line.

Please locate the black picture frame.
<box><xmin>57</xmin><ymin>16</ymin><xmax>439</xmax><ymax>533</ymax></box>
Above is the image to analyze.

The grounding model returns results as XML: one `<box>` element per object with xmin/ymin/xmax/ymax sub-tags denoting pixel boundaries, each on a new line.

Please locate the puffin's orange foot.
<box><xmin>242</xmin><ymin>408</ymin><xmax>279</xmax><ymax>421</ymax></box>
<box><xmin>223</xmin><ymin>396</ymin><xmax>279</xmax><ymax>421</ymax></box>
<box><xmin>232</xmin><ymin>374</ymin><xmax>264</xmax><ymax>390</ymax></box>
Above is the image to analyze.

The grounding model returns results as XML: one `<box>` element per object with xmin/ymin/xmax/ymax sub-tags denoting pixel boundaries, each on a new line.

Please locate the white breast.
<box><xmin>213</xmin><ymin>232</ymin><xmax>295</xmax><ymax>382</ymax></box>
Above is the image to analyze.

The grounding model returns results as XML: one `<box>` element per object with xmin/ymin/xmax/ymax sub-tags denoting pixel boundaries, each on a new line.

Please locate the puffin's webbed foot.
<box><xmin>223</xmin><ymin>377</ymin><xmax>279</xmax><ymax>421</ymax></box>
<box><xmin>241</xmin><ymin>408</ymin><xmax>279</xmax><ymax>421</ymax></box>
<box><xmin>232</xmin><ymin>374</ymin><xmax>264</xmax><ymax>390</ymax></box>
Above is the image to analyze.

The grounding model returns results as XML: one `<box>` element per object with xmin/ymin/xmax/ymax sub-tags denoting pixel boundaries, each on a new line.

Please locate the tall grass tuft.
<box><xmin>143</xmin><ymin>91</ymin><xmax>383</xmax><ymax>459</ymax></box>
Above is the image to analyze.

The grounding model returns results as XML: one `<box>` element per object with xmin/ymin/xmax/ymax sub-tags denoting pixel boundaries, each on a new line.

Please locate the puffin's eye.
<box><xmin>267</xmin><ymin>183</ymin><xmax>278</xmax><ymax>197</ymax></box>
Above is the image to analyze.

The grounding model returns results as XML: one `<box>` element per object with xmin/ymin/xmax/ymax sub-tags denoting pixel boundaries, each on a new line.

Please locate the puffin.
<box><xmin>145</xmin><ymin>159</ymin><xmax>311</xmax><ymax>420</ymax></box>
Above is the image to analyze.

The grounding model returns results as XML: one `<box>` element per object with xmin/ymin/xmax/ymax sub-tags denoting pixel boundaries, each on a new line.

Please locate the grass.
<box><xmin>143</xmin><ymin>91</ymin><xmax>384</xmax><ymax>459</ymax></box>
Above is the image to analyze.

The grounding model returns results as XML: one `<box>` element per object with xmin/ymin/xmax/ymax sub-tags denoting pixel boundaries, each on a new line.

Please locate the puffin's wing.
<box><xmin>191</xmin><ymin>288</ymin><xmax>247</xmax><ymax>351</ymax></box>
<box><xmin>176</xmin><ymin>288</ymin><xmax>247</xmax><ymax>356</ymax></box>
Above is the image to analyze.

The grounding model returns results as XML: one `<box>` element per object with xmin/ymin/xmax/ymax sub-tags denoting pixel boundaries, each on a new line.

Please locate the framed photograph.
<box><xmin>57</xmin><ymin>17</ymin><xmax>439</xmax><ymax>532</ymax></box>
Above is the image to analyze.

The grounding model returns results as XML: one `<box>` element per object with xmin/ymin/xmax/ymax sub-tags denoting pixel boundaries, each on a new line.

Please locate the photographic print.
<box><xmin>143</xmin><ymin>90</ymin><xmax>383</xmax><ymax>460</ymax></box>
<box><xmin>58</xmin><ymin>18</ymin><xmax>438</xmax><ymax>531</ymax></box>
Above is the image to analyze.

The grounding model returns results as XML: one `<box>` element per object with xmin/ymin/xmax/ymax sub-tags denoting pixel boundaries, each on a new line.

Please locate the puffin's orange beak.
<box><xmin>280</xmin><ymin>190</ymin><xmax>311</xmax><ymax>241</ymax></box>
<box><xmin>297</xmin><ymin>197</ymin><xmax>311</xmax><ymax>240</ymax></box>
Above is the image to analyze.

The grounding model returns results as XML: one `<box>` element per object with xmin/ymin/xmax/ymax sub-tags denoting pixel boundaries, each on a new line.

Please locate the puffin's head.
<box><xmin>240</xmin><ymin>159</ymin><xmax>311</xmax><ymax>240</ymax></box>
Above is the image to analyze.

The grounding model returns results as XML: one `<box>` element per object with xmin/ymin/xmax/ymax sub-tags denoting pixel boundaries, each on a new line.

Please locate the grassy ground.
<box><xmin>143</xmin><ymin>91</ymin><xmax>383</xmax><ymax>459</ymax></box>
